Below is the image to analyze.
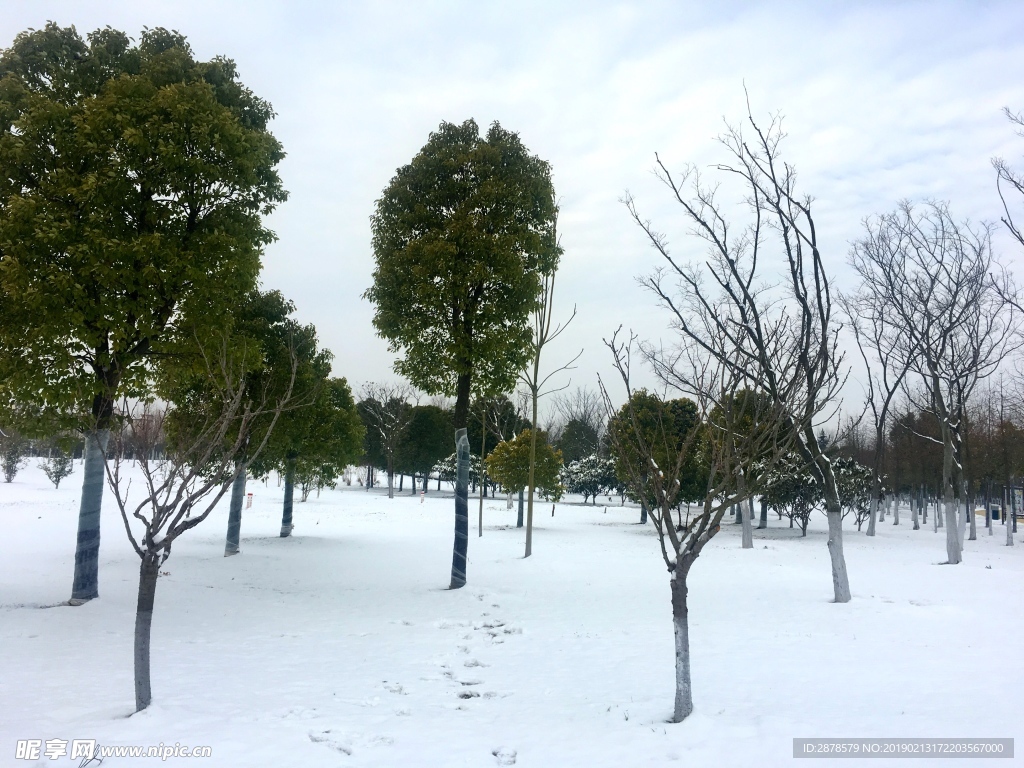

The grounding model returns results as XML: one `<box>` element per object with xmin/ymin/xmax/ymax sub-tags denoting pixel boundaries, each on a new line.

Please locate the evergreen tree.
<box><xmin>0</xmin><ymin>25</ymin><xmax>286</xmax><ymax>601</ymax></box>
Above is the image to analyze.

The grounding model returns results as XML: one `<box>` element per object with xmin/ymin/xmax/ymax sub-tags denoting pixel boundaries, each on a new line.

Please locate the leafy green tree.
<box><xmin>0</xmin><ymin>427</ymin><xmax>26</xmax><ymax>482</ymax></box>
<box><xmin>366</xmin><ymin>118</ymin><xmax>558</xmax><ymax>588</ymax></box>
<box><xmin>558</xmin><ymin>418</ymin><xmax>600</xmax><ymax>465</ymax></box>
<box><xmin>356</xmin><ymin>399</ymin><xmax>386</xmax><ymax>488</ymax></box>
<box><xmin>485</xmin><ymin>429</ymin><xmax>563</xmax><ymax>503</ymax></box>
<box><xmin>396</xmin><ymin>404</ymin><xmax>452</xmax><ymax>493</ymax></box>
<box><xmin>607</xmin><ymin>390</ymin><xmax>705</xmax><ymax>522</ymax></box>
<box><xmin>0</xmin><ymin>25</ymin><xmax>286</xmax><ymax>601</ymax></box>
<box><xmin>248</xmin><ymin>319</ymin><xmax>332</xmax><ymax>537</ymax></box>
<box><xmin>561</xmin><ymin>454</ymin><xmax>617</xmax><ymax>504</ymax></box>
<box><xmin>294</xmin><ymin>378</ymin><xmax>364</xmax><ymax>501</ymax></box>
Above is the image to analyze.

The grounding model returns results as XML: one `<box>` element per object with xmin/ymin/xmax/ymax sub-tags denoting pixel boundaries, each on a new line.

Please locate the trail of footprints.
<box><xmin>308</xmin><ymin>590</ymin><xmax>521</xmax><ymax>764</ymax></box>
<box><xmin>437</xmin><ymin>590</ymin><xmax>521</xmax><ymax>764</ymax></box>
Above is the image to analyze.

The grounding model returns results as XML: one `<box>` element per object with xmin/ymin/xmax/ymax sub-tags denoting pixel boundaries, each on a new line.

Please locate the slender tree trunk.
<box><xmin>134</xmin><ymin>551</ymin><xmax>160</xmax><ymax>712</ymax></box>
<box><xmin>986</xmin><ymin>484</ymin><xmax>992</xmax><ymax>535</ymax></box>
<box><xmin>968</xmin><ymin>490</ymin><xmax>977</xmax><ymax>541</ymax></box>
<box><xmin>525</xmin><ymin>388</ymin><xmax>539</xmax><ymax>557</ymax></box>
<box><xmin>1008</xmin><ymin>487</ymin><xmax>1016</xmax><ymax>547</ymax></box>
<box><xmin>398</xmin><ymin>472</ymin><xmax>403</xmax><ymax>493</ymax></box>
<box><xmin>71</xmin><ymin>429</ymin><xmax>110</xmax><ymax>603</ymax></box>
<box><xmin>866</xmin><ymin>493</ymin><xmax>878</xmax><ymax>537</ymax></box>
<box><xmin>450</xmin><ymin>428</ymin><xmax>470</xmax><ymax>588</ymax></box>
<box><xmin>911</xmin><ymin>492</ymin><xmax>920</xmax><ymax>531</ymax></box>
<box><xmin>280</xmin><ymin>457</ymin><xmax>296</xmax><ymax>537</ymax></box>
<box><xmin>478</xmin><ymin>405</ymin><xmax>487</xmax><ymax>538</ymax></box>
<box><xmin>387</xmin><ymin>460</ymin><xmax>394</xmax><ymax>499</ymax></box>
<box><xmin>893</xmin><ymin>495</ymin><xmax>900</xmax><ymax>526</ymax></box>
<box><xmin>640</xmin><ymin>501</ymin><xmax>648</xmax><ymax>525</ymax></box>
<box><xmin>740</xmin><ymin>481</ymin><xmax>753</xmax><ymax>549</ymax></box>
<box><xmin>517</xmin><ymin>488</ymin><xmax>524</xmax><ymax>528</ymax></box>
<box><xmin>758</xmin><ymin>497</ymin><xmax>768</xmax><ymax>530</ymax></box>
<box><xmin>670</xmin><ymin>568</ymin><xmax>693</xmax><ymax>722</ymax></box>
<box><xmin>225</xmin><ymin>460</ymin><xmax>246</xmax><ymax>556</ymax></box>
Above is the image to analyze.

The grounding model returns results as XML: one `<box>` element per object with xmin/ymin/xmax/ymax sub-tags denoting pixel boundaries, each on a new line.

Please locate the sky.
<box><xmin>3</xmin><ymin>0</ymin><xmax>1023</xmax><ymax>419</ymax></box>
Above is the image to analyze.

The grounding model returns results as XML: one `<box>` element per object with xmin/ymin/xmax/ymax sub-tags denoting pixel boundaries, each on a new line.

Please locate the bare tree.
<box><xmin>624</xmin><ymin>101</ymin><xmax>853</xmax><ymax>601</ymax></box>
<box><xmin>104</xmin><ymin>342</ymin><xmax>293</xmax><ymax>712</ymax></box>
<box><xmin>360</xmin><ymin>382</ymin><xmax>415</xmax><ymax>499</ymax></box>
<box><xmin>849</xmin><ymin>201</ymin><xmax>1018</xmax><ymax>563</ymax></box>
<box><xmin>838</xmin><ymin>285</ymin><xmax>913</xmax><ymax>536</ymax></box>
<box><xmin>600</xmin><ymin>330</ymin><xmax>792</xmax><ymax>722</ymax></box>
<box><xmin>519</xmin><ymin>211</ymin><xmax>580</xmax><ymax>558</ymax></box>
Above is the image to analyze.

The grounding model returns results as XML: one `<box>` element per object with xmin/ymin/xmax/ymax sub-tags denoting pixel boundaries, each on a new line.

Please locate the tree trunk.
<box><xmin>450</xmin><ymin>428</ymin><xmax>470</xmax><ymax>588</ymax></box>
<box><xmin>758</xmin><ymin>497</ymin><xmax>768</xmax><ymax>530</ymax></box>
<box><xmin>411</xmin><ymin>474</ymin><xmax>417</xmax><ymax>495</ymax></box>
<box><xmin>911</xmin><ymin>492</ymin><xmax>920</xmax><ymax>531</ymax></box>
<box><xmin>387</xmin><ymin>463</ymin><xmax>394</xmax><ymax>499</ymax></box>
<box><xmin>743</xmin><ymin>497</ymin><xmax>754</xmax><ymax>547</ymax></box>
<box><xmin>1008</xmin><ymin>488</ymin><xmax>1016</xmax><ymax>547</ymax></box>
<box><xmin>893</xmin><ymin>495</ymin><xmax>900</xmax><ymax>526</ymax></box>
<box><xmin>866</xmin><ymin>493</ymin><xmax>878</xmax><ymax>537</ymax></box>
<box><xmin>640</xmin><ymin>501</ymin><xmax>648</xmax><ymax>525</ymax></box>
<box><xmin>825</xmin><ymin>507</ymin><xmax>851</xmax><ymax>601</ymax></box>
<box><xmin>134</xmin><ymin>551</ymin><xmax>160</xmax><ymax>712</ymax></box>
<box><xmin>398</xmin><ymin>473</ymin><xmax>403</xmax><ymax>493</ymax></box>
<box><xmin>71</xmin><ymin>429</ymin><xmax>110</xmax><ymax>603</ymax></box>
<box><xmin>517</xmin><ymin>488</ymin><xmax>524</xmax><ymax>528</ymax></box>
<box><xmin>225</xmin><ymin>460</ymin><xmax>246</xmax><ymax>556</ymax></box>
<box><xmin>670</xmin><ymin>569</ymin><xmax>693</xmax><ymax>722</ymax></box>
<box><xmin>280</xmin><ymin>457</ymin><xmax>296</xmax><ymax>537</ymax></box>
<box><xmin>525</xmin><ymin>389</ymin><xmax>539</xmax><ymax>558</ymax></box>
<box><xmin>968</xmin><ymin>491</ymin><xmax>976</xmax><ymax>541</ymax></box>
<box><xmin>478</xmin><ymin>406</ymin><xmax>487</xmax><ymax>538</ymax></box>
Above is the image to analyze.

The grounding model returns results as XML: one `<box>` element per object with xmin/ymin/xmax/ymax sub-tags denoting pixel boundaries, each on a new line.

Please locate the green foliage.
<box><xmin>607</xmin><ymin>390</ymin><xmax>706</xmax><ymax>508</ymax></box>
<box><xmin>485</xmin><ymin>429</ymin><xmax>563</xmax><ymax>500</ymax></box>
<box><xmin>558</xmin><ymin>418</ymin><xmax>600</xmax><ymax>465</ymax></box>
<box><xmin>365</xmin><ymin>119</ymin><xmax>558</xmax><ymax>426</ymax></box>
<box><xmin>39</xmin><ymin>445</ymin><xmax>74</xmax><ymax>488</ymax></box>
<box><xmin>396</xmin><ymin>404</ymin><xmax>452</xmax><ymax>479</ymax></box>
<box><xmin>294</xmin><ymin>378</ymin><xmax>364</xmax><ymax>498</ymax></box>
<box><xmin>0</xmin><ymin>24</ymin><xmax>286</xmax><ymax>430</ymax></box>
<box><xmin>560</xmin><ymin>454</ymin><xmax>617</xmax><ymax>504</ymax></box>
<box><xmin>0</xmin><ymin>427</ymin><xmax>26</xmax><ymax>481</ymax></box>
<box><xmin>164</xmin><ymin>289</ymin><xmax>332</xmax><ymax>483</ymax></box>
<box><xmin>761</xmin><ymin>453</ymin><xmax>820</xmax><ymax>535</ymax></box>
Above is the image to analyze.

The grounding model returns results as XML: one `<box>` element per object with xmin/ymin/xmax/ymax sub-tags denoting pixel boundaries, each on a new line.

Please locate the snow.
<box><xmin>2</xmin><ymin>463</ymin><xmax>1022</xmax><ymax>767</ymax></box>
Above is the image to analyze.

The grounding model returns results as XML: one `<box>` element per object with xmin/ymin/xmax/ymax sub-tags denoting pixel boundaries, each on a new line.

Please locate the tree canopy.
<box><xmin>0</xmin><ymin>24</ymin><xmax>286</xmax><ymax>430</ymax></box>
<box><xmin>365</xmin><ymin>118</ymin><xmax>558</xmax><ymax>428</ymax></box>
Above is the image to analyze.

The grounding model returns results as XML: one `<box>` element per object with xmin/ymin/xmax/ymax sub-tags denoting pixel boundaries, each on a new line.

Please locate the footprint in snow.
<box><xmin>493</xmin><ymin>747</ymin><xmax>517</xmax><ymax>765</ymax></box>
<box><xmin>309</xmin><ymin>731</ymin><xmax>352</xmax><ymax>755</ymax></box>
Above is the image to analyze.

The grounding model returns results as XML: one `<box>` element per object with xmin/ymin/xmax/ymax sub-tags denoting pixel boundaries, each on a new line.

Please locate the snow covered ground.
<box><xmin>2</xmin><ymin>463</ymin><xmax>1022</xmax><ymax>767</ymax></box>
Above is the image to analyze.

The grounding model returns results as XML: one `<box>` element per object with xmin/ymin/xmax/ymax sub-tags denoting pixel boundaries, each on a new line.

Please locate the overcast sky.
<box><xmin>4</xmin><ymin>1</ymin><xmax>1023</xmax><ymax>417</ymax></box>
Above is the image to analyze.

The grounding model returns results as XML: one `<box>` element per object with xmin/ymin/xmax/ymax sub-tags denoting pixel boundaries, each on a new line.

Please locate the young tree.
<box><xmin>625</xmin><ymin>103</ymin><xmax>854</xmax><ymax>601</ymax></box>
<box><xmin>106</xmin><ymin>334</ymin><xmax>293</xmax><ymax>712</ymax></box>
<box><xmin>0</xmin><ymin>25</ymin><xmax>286</xmax><ymax>602</ymax></box>
<box><xmin>366</xmin><ymin>119</ymin><xmax>558</xmax><ymax>587</ymax></box>
<box><xmin>39</xmin><ymin>445</ymin><xmax>75</xmax><ymax>489</ymax></box>
<box><xmin>0</xmin><ymin>427</ymin><xmax>26</xmax><ymax>482</ymax></box>
<box><xmin>485</xmin><ymin>429</ymin><xmax>563</xmax><ymax>507</ymax></box>
<box><xmin>600</xmin><ymin>331</ymin><xmax>791</xmax><ymax>722</ymax></box>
